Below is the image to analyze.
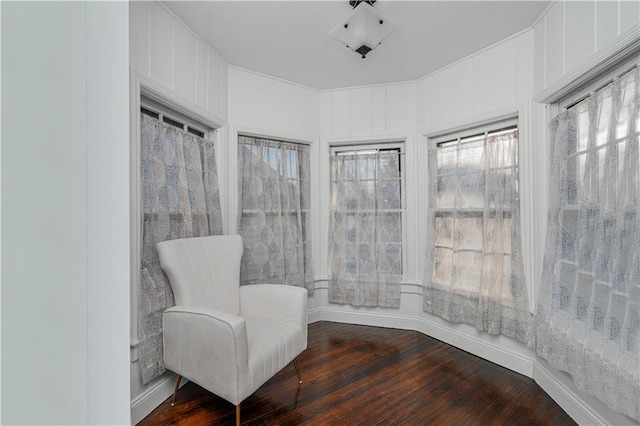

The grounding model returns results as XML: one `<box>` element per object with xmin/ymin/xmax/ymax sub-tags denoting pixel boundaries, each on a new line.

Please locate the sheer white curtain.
<box><xmin>238</xmin><ymin>136</ymin><xmax>313</xmax><ymax>291</ymax></box>
<box><xmin>424</xmin><ymin>128</ymin><xmax>533</xmax><ymax>345</ymax></box>
<box><xmin>536</xmin><ymin>65</ymin><xmax>640</xmax><ymax>420</ymax></box>
<box><xmin>328</xmin><ymin>151</ymin><xmax>402</xmax><ymax>308</ymax></box>
<box><xmin>139</xmin><ymin>114</ymin><xmax>223</xmax><ymax>385</ymax></box>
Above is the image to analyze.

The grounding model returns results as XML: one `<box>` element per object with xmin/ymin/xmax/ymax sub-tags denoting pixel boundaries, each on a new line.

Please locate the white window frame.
<box><xmin>129</xmin><ymin>71</ymin><xmax>226</xmax><ymax>359</ymax></box>
<box><xmin>551</xmin><ymin>60</ymin><xmax>640</xmax><ymax>296</ymax></box>
<box><xmin>429</xmin><ymin>117</ymin><xmax>518</xmax><ymax>146</ymax></box>
<box><xmin>238</xmin><ymin>133</ymin><xmax>313</xmax><ymax>247</ymax></box>
<box><xmin>227</xmin><ymin>126</ymin><xmax>320</xmax><ymax>296</ymax></box>
<box><xmin>140</xmin><ymin>96</ymin><xmax>211</xmax><ymax>140</ymax></box>
<box><xmin>329</xmin><ymin>141</ymin><xmax>407</xmax><ymax>278</ymax></box>
<box><xmin>227</xmin><ymin>127</ymin><xmax>316</xmax><ymax>235</ymax></box>
<box><xmin>428</xmin><ymin>119</ymin><xmax>520</xmax><ymax>299</ymax></box>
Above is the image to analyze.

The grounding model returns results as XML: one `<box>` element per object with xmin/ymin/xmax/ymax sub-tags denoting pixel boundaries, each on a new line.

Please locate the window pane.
<box><xmin>437</xmin><ymin>144</ymin><xmax>457</xmax><ymax>171</ymax></box>
<box><xmin>379</xmin><ymin>212</ymin><xmax>402</xmax><ymax>242</ymax></box>
<box><xmin>381</xmin><ymin>179</ymin><xmax>401</xmax><ymax>209</ymax></box>
<box><xmin>459</xmin><ymin>139</ymin><xmax>484</xmax><ymax>167</ymax></box>
<box><xmin>434</xmin><ymin>216</ymin><xmax>453</xmax><ymax>248</ymax></box>
<box><xmin>457</xmin><ymin>171</ymin><xmax>485</xmax><ymax>209</ymax></box>
<box><xmin>432</xmin><ymin>247</ymin><xmax>452</xmax><ymax>285</ymax></box>
<box><xmin>380</xmin><ymin>152</ymin><xmax>401</xmax><ymax>178</ymax></box>
<box><xmin>452</xmin><ymin>251</ymin><xmax>482</xmax><ymax>292</ymax></box>
<box><xmin>436</xmin><ymin>175</ymin><xmax>458</xmax><ymax>209</ymax></box>
<box><xmin>455</xmin><ymin>217</ymin><xmax>483</xmax><ymax>251</ymax></box>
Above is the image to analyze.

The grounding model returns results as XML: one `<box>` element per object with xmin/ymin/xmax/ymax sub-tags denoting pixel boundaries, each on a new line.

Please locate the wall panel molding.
<box><xmin>535</xmin><ymin>23</ymin><xmax>640</xmax><ymax>104</ymax></box>
<box><xmin>129</xmin><ymin>1</ymin><xmax>229</xmax><ymax>119</ymax></box>
<box><xmin>228</xmin><ymin>67</ymin><xmax>319</xmax><ymax>138</ymax></box>
<box><xmin>136</xmin><ymin>72</ymin><xmax>226</xmax><ymax>129</ymax></box>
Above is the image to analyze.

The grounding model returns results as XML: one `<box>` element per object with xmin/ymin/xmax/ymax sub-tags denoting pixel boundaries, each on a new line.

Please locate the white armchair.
<box><xmin>157</xmin><ymin>234</ymin><xmax>308</xmax><ymax>425</ymax></box>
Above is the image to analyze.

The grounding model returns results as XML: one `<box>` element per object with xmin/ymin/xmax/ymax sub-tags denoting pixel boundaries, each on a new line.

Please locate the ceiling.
<box><xmin>163</xmin><ymin>1</ymin><xmax>550</xmax><ymax>90</ymax></box>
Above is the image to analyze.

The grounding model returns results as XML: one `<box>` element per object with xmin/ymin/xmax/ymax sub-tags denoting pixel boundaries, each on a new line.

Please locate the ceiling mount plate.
<box><xmin>349</xmin><ymin>0</ymin><xmax>376</xmax><ymax>8</ymax></box>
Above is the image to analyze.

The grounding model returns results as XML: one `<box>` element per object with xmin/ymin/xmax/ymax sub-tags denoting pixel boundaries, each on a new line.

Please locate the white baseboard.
<box><xmin>130</xmin><ymin>373</ymin><xmax>187</xmax><ymax>425</ymax></box>
<box><xmin>533</xmin><ymin>363</ymin><xmax>605</xmax><ymax>425</ymax></box>
<box><xmin>314</xmin><ymin>307</ymin><xmax>419</xmax><ymax>331</ymax></box>
<box><xmin>533</xmin><ymin>362</ymin><xmax>639</xmax><ymax>426</ymax></box>
<box><xmin>310</xmin><ymin>307</ymin><xmax>534</xmax><ymax>377</ymax></box>
<box><xmin>308</xmin><ymin>307</ymin><xmax>323</xmax><ymax>324</ymax></box>
<box><xmin>416</xmin><ymin>316</ymin><xmax>534</xmax><ymax>378</ymax></box>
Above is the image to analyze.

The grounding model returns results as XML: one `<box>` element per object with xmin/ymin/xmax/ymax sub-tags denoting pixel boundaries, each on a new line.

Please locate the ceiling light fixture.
<box><xmin>328</xmin><ymin>0</ymin><xmax>400</xmax><ymax>59</ymax></box>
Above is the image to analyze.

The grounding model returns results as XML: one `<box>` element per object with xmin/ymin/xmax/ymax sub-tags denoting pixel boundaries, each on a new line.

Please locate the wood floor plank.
<box><xmin>138</xmin><ymin>322</ymin><xmax>576</xmax><ymax>426</ymax></box>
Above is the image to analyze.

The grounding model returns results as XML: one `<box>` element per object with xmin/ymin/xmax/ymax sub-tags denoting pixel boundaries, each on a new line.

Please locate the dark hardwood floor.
<box><xmin>138</xmin><ymin>321</ymin><xmax>576</xmax><ymax>426</ymax></box>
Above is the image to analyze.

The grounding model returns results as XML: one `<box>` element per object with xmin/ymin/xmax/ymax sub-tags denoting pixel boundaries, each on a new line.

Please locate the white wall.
<box><xmin>129</xmin><ymin>1</ymin><xmax>228</xmax><ymax>121</ymax></box>
<box><xmin>86</xmin><ymin>2</ymin><xmax>131</xmax><ymax>424</ymax></box>
<box><xmin>2</xmin><ymin>2</ymin><xmax>130</xmax><ymax>424</ymax></box>
<box><xmin>228</xmin><ymin>67</ymin><xmax>319</xmax><ymax>139</ymax></box>
<box><xmin>320</xmin><ymin>83</ymin><xmax>417</xmax><ymax>139</ymax></box>
<box><xmin>534</xmin><ymin>0</ymin><xmax>640</xmax><ymax>94</ymax></box>
<box><xmin>417</xmin><ymin>30</ymin><xmax>534</xmax><ymax>131</ymax></box>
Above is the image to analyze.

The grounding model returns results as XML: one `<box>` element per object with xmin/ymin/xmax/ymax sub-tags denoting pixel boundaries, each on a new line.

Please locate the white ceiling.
<box><xmin>163</xmin><ymin>1</ymin><xmax>550</xmax><ymax>90</ymax></box>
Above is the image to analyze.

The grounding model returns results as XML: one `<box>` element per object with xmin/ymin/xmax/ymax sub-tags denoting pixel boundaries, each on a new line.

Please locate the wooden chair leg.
<box><xmin>171</xmin><ymin>375</ymin><xmax>182</xmax><ymax>407</ymax></box>
<box><xmin>293</xmin><ymin>358</ymin><xmax>302</xmax><ymax>384</ymax></box>
<box><xmin>235</xmin><ymin>404</ymin><xmax>241</xmax><ymax>426</ymax></box>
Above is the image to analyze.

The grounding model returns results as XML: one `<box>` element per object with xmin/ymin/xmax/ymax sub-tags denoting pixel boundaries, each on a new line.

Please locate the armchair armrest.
<box><xmin>163</xmin><ymin>306</ymin><xmax>249</xmax><ymax>404</ymax></box>
<box><xmin>240</xmin><ymin>284</ymin><xmax>308</xmax><ymax>336</ymax></box>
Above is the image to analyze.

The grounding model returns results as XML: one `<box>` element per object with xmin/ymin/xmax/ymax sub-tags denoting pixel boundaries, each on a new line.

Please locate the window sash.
<box><xmin>237</xmin><ymin>134</ymin><xmax>312</xmax><ymax>287</ymax></box>
<box><xmin>330</xmin><ymin>145</ymin><xmax>405</xmax><ymax>277</ymax></box>
<box><xmin>428</xmin><ymin>125</ymin><xmax>520</xmax><ymax>299</ymax></box>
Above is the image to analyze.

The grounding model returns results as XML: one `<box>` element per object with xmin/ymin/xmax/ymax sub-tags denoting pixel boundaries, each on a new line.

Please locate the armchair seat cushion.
<box><xmin>245</xmin><ymin>318</ymin><xmax>306</xmax><ymax>395</ymax></box>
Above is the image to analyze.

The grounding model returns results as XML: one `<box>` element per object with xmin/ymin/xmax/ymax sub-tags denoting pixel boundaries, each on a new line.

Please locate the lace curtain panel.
<box><xmin>238</xmin><ymin>136</ymin><xmax>313</xmax><ymax>291</ymax></box>
<box><xmin>423</xmin><ymin>128</ymin><xmax>534</xmax><ymax>345</ymax></box>
<box><xmin>536</xmin><ymin>65</ymin><xmax>640</xmax><ymax>420</ymax></box>
<box><xmin>138</xmin><ymin>114</ymin><xmax>223</xmax><ymax>385</ymax></box>
<box><xmin>328</xmin><ymin>151</ymin><xmax>403</xmax><ymax>308</ymax></box>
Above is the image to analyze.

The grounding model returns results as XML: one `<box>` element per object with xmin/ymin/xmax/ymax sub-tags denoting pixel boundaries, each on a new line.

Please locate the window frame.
<box><xmin>141</xmin><ymin>96</ymin><xmax>211</xmax><ymax>139</ymax></box>
<box><xmin>329</xmin><ymin>141</ymin><xmax>407</xmax><ymax>277</ymax></box>
<box><xmin>129</xmin><ymin>72</ymin><xmax>225</xmax><ymax>354</ymax></box>
<box><xmin>428</xmin><ymin>119</ymin><xmax>520</xmax><ymax>299</ymax></box>
<box><xmin>552</xmin><ymin>63</ymin><xmax>640</xmax><ymax>280</ymax></box>
<box><xmin>237</xmin><ymin>133</ymin><xmax>313</xmax><ymax>286</ymax></box>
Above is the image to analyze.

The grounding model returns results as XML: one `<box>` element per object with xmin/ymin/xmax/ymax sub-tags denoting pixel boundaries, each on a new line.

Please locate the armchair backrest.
<box><xmin>157</xmin><ymin>235</ymin><xmax>243</xmax><ymax>315</ymax></box>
